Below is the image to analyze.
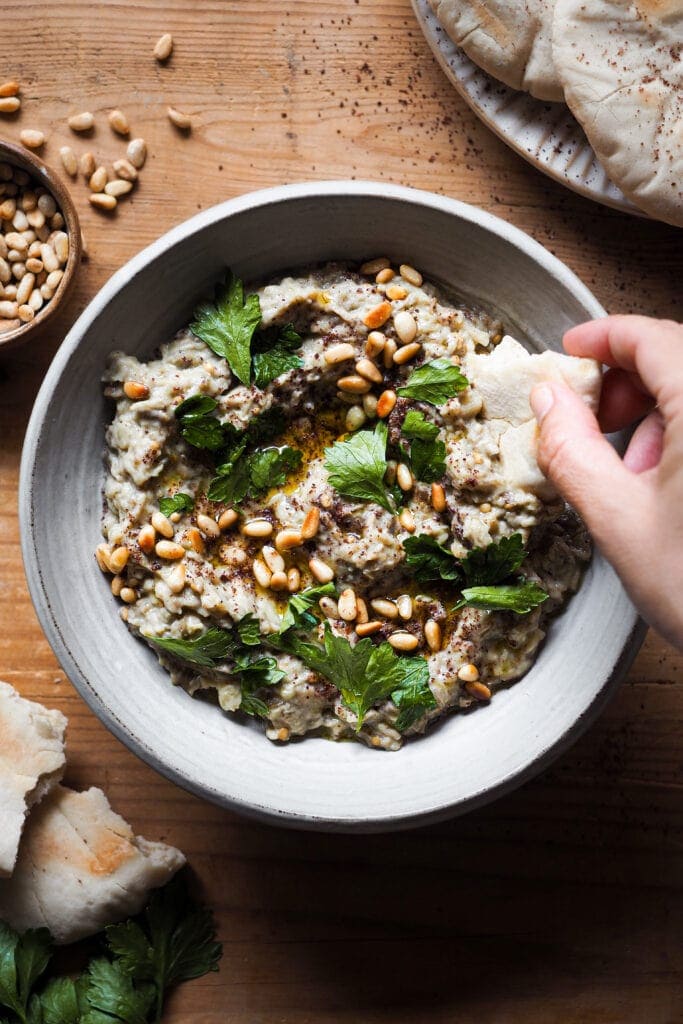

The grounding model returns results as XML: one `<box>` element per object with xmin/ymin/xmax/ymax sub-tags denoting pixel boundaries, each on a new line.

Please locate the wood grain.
<box><xmin>1</xmin><ymin>1</ymin><xmax>683</xmax><ymax>1020</ymax></box>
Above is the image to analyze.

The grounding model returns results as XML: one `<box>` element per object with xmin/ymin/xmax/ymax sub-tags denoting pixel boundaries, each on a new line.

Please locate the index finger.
<box><xmin>563</xmin><ymin>315</ymin><xmax>683</xmax><ymax>410</ymax></box>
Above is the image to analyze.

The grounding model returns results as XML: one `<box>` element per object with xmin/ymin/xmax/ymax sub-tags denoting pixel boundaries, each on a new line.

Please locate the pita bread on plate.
<box><xmin>467</xmin><ymin>335</ymin><xmax>602</xmax><ymax>497</ymax></box>
<box><xmin>0</xmin><ymin>785</ymin><xmax>186</xmax><ymax>944</ymax></box>
<box><xmin>0</xmin><ymin>681</ymin><xmax>67</xmax><ymax>877</ymax></box>
<box><xmin>429</xmin><ymin>0</ymin><xmax>564</xmax><ymax>101</ymax></box>
<box><xmin>553</xmin><ymin>0</ymin><xmax>683</xmax><ymax>227</ymax></box>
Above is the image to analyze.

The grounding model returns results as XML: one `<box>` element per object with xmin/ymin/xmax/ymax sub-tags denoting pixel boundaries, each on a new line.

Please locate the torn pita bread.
<box><xmin>0</xmin><ymin>681</ymin><xmax>67</xmax><ymax>878</ymax></box>
<box><xmin>467</xmin><ymin>335</ymin><xmax>602</xmax><ymax>497</ymax></box>
<box><xmin>429</xmin><ymin>0</ymin><xmax>564</xmax><ymax>101</ymax></box>
<box><xmin>0</xmin><ymin>785</ymin><xmax>185</xmax><ymax>944</ymax></box>
<box><xmin>553</xmin><ymin>0</ymin><xmax>683</xmax><ymax>227</ymax></box>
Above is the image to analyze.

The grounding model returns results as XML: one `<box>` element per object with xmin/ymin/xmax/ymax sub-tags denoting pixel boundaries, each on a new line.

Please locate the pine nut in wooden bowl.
<box><xmin>0</xmin><ymin>139</ymin><xmax>81</xmax><ymax>353</ymax></box>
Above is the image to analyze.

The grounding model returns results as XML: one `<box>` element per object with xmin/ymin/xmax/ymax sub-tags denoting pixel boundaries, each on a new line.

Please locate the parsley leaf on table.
<box><xmin>391</xmin><ymin>656</ymin><xmax>437</xmax><ymax>732</ymax></box>
<box><xmin>252</xmin><ymin>324</ymin><xmax>303</xmax><ymax>388</ymax></box>
<box><xmin>143</xmin><ymin>627</ymin><xmax>237</xmax><ymax>668</ymax></box>
<box><xmin>158</xmin><ymin>493</ymin><xmax>194</xmax><ymax>518</ymax></box>
<box><xmin>324</xmin><ymin>421</ymin><xmax>394</xmax><ymax>514</ymax></box>
<box><xmin>400</xmin><ymin>409</ymin><xmax>446</xmax><ymax>483</ymax></box>
<box><xmin>402</xmin><ymin>534</ymin><xmax>461</xmax><ymax>585</ymax></box>
<box><xmin>397</xmin><ymin>358</ymin><xmax>469</xmax><ymax>406</ymax></box>
<box><xmin>454</xmin><ymin>581</ymin><xmax>549</xmax><ymax>615</ymax></box>
<box><xmin>190</xmin><ymin>272</ymin><xmax>261</xmax><ymax>385</ymax></box>
<box><xmin>38</xmin><ymin>978</ymin><xmax>82</xmax><ymax>1024</ymax></box>
<box><xmin>81</xmin><ymin>959</ymin><xmax>154</xmax><ymax>1024</ymax></box>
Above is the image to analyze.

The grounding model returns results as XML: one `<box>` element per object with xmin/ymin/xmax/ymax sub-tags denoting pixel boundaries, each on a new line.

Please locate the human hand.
<box><xmin>530</xmin><ymin>314</ymin><xmax>683</xmax><ymax>649</ymax></box>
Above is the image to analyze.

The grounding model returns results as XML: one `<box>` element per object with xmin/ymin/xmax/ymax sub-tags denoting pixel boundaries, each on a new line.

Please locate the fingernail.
<box><xmin>530</xmin><ymin>384</ymin><xmax>554</xmax><ymax>423</ymax></box>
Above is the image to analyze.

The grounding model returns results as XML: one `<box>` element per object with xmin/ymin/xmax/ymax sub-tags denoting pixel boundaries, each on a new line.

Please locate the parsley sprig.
<box><xmin>0</xmin><ymin>877</ymin><xmax>221</xmax><ymax>1024</ymax></box>
<box><xmin>324</xmin><ymin>421</ymin><xmax>395</xmax><ymax>514</ymax></box>
<box><xmin>403</xmin><ymin>533</ymin><xmax>548</xmax><ymax>614</ymax></box>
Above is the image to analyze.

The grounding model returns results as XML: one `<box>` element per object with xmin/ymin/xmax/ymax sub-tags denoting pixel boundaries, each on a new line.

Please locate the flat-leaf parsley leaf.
<box><xmin>190</xmin><ymin>272</ymin><xmax>261</xmax><ymax>385</ymax></box>
<box><xmin>324</xmin><ymin>421</ymin><xmax>394</xmax><ymax>514</ymax></box>
<box><xmin>158</xmin><ymin>493</ymin><xmax>194</xmax><ymax>518</ymax></box>
<box><xmin>454</xmin><ymin>581</ymin><xmax>549</xmax><ymax>615</ymax></box>
<box><xmin>397</xmin><ymin>358</ymin><xmax>469</xmax><ymax>406</ymax></box>
<box><xmin>400</xmin><ymin>409</ymin><xmax>446</xmax><ymax>483</ymax></box>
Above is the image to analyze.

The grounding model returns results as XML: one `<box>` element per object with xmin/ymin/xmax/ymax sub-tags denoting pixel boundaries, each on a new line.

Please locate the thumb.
<box><xmin>530</xmin><ymin>381</ymin><xmax>651</xmax><ymax>554</ymax></box>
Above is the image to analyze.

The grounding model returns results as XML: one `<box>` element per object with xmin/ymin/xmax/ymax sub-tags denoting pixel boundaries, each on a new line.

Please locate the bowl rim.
<box><xmin>0</xmin><ymin>139</ymin><xmax>81</xmax><ymax>352</ymax></box>
<box><xmin>19</xmin><ymin>180</ymin><xmax>646</xmax><ymax>831</ymax></box>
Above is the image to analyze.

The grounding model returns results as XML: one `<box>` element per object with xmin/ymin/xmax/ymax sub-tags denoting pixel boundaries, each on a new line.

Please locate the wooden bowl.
<box><xmin>0</xmin><ymin>139</ymin><xmax>81</xmax><ymax>353</ymax></box>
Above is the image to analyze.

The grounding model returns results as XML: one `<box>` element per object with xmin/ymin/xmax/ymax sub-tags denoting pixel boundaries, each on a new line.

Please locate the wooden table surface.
<box><xmin>2</xmin><ymin>2</ymin><xmax>683</xmax><ymax>1020</ymax></box>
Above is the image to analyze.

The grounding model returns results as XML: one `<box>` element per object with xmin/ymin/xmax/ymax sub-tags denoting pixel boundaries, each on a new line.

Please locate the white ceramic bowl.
<box><xmin>20</xmin><ymin>181</ymin><xmax>644</xmax><ymax>832</ymax></box>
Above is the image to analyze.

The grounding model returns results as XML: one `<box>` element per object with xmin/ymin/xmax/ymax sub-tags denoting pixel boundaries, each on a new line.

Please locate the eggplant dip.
<box><xmin>97</xmin><ymin>259</ymin><xmax>601</xmax><ymax>751</ymax></box>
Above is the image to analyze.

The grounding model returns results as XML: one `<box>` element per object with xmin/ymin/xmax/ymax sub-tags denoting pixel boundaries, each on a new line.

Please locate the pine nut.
<box><xmin>431</xmin><ymin>483</ymin><xmax>446</xmax><ymax>512</ymax></box>
<box><xmin>301</xmin><ymin>506</ymin><xmax>320</xmax><ymax>539</ymax></box>
<box><xmin>385</xmin><ymin>460</ymin><xmax>397</xmax><ymax>485</ymax></box>
<box><xmin>16</xmin><ymin>272</ymin><xmax>34</xmax><ymax>306</ymax></box>
<box><xmin>360</xmin><ymin>257</ymin><xmax>390</xmax><ymax>275</ymax></box>
<box><xmin>123</xmin><ymin>380</ymin><xmax>149</xmax><ymax>400</ymax></box>
<box><xmin>465</xmin><ymin>680</ymin><xmax>491</xmax><ymax>701</ymax></box>
<box><xmin>363</xmin><ymin>301</ymin><xmax>392</xmax><ymax>329</ymax></box>
<box><xmin>12</xmin><ymin>262</ymin><xmax>26</xmax><ymax>281</ymax></box>
<box><xmin>286</xmin><ymin>569</ymin><xmax>301</xmax><ymax>593</ymax></box>
<box><xmin>253</xmin><ymin>558</ymin><xmax>272</xmax><ymax>588</ymax></box>
<box><xmin>59</xmin><ymin>146</ymin><xmax>78</xmax><ymax>176</ymax></box>
<box><xmin>167</xmin><ymin>106</ymin><xmax>192</xmax><ymax>130</ymax></box>
<box><xmin>269</xmin><ymin>570</ymin><xmax>289</xmax><ymax>591</ymax></box>
<box><xmin>356</xmin><ymin>620</ymin><xmax>382</xmax><ymax>637</ymax></box>
<box><xmin>17</xmin><ymin>304</ymin><xmax>33</xmax><ymax>323</ymax></box>
<box><xmin>218</xmin><ymin>508</ymin><xmax>238</xmax><ymax>530</ymax></box>
<box><xmin>241</xmin><ymin>518</ymin><xmax>273</xmax><ymax>539</ymax></box>
<box><xmin>109</xmin><ymin>545</ymin><xmax>130</xmax><ymax>573</ymax></box>
<box><xmin>346</xmin><ymin>404</ymin><xmax>366</xmax><ymax>431</ymax></box>
<box><xmin>47</xmin><ymin>269</ymin><xmax>64</xmax><ymax>291</ymax></box>
<box><xmin>39</xmin><ymin>244</ymin><xmax>58</xmax><ymax>273</ymax></box>
<box><xmin>111</xmin><ymin>574</ymin><xmax>124</xmax><ymax>597</ymax></box>
<box><xmin>120</xmin><ymin>587</ymin><xmax>137</xmax><ymax>604</ymax></box>
<box><xmin>105</xmin><ymin>179</ymin><xmax>133</xmax><ymax>198</ymax></box>
<box><xmin>80</xmin><ymin>152</ymin><xmax>96</xmax><ymax>178</ymax></box>
<box><xmin>394</xmin><ymin>310</ymin><xmax>417</xmax><ymax>345</ymax></box>
<box><xmin>370</xmin><ymin>598</ymin><xmax>398</xmax><ymax>619</ymax></box>
<box><xmin>151</xmin><ymin>511</ymin><xmax>174</xmax><ymax>538</ymax></box>
<box><xmin>386</xmin><ymin>285</ymin><xmax>408</xmax><ymax>301</ymax></box>
<box><xmin>388</xmin><ymin>631</ymin><xmax>419</xmax><ymax>651</ymax></box>
<box><xmin>95</xmin><ymin>543</ymin><xmax>112</xmax><ymax>572</ymax></box>
<box><xmin>185</xmin><ymin>527</ymin><xmax>205</xmax><ymax>554</ymax></box>
<box><xmin>0</xmin><ymin>258</ymin><xmax>8</xmax><ymax>284</ymax></box>
<box><xmin>363</xmin><ymin>393</ymin><xmax>378</xmax><ymax>418</ymax></box>
<box><xmin>457</xmin><ymin>663</ymin><xmax>480</xmax><ymax>683</ymax></box>
<box><xmin>0</xmin><ymin>300</ymin><xmax>18</xmax><ymax>318</ymax></box>
<box><xmin>377</xmin><ymin>389</ymin><xmax>397</xmax><ymax>418</ymax></box>
<box><xmin>400</xmin><ymin>264</ymin><xmax>423</xmax><ymax>287</ymax></box>
<box><xmin>12</xmin><ymin>209</ymin><xmax>28</xmax><ymax>231</ymax></box>
<box><xmin>0</xmin><ymin>82</ymin><xmax>19</xmax><ymax>97</ymax></box>
<box><xmin>397</xmin><ymin>594</ymin><xmax>413</xmax><ymax>620</ymax></box>
<box><xmin>337</xmin><ymin>375</ymin><xmax>371</xmax><ymax>394</ymax></box>
<box><xmin>167</xmin><ymin>563</ymin><xmax>186</xmax><ymax>594</ymax></box>
<box><xmin>275</xmin><ymin>528</ymin><xmax>303</xmax><ymax>551</ymax></box>
<box><xmin>112</xmin><ymin>158</ymin><xmax>138</xmax><ymax>183</ymax></box>
<box><xmin>325</xmin><ymin>342</ymin><xmax>355</xmax><ymax>365</ymax></box>
<box><xmin>397</xmin><ymin>463</ymin><xmax>414</xmax><ymax>491</ymax></box>
<box><xmin>480</xmin><ymin>502</ymin><xmax>492</xmax><ymax>513</ymax></box>
<box><xmin>0</xmin><ymin>97</ymin><xmax>20</xmax><ymax>113</ymax></box>
<box><xmin>197</xmin><ymin>513</ymin><xmax>220</xmax><ymax>538</ymax></box>
<box><xmin>287</xmin><ymin>567</ymin><xmax>301</xmax><ymax>592</ymax></box>
<box><xmin>319</xmin><ymin>596</ymin><xmax>339</xmax><ymax>618</ymax></box>
<box><xmin>393</xmin><ymin>342</ymin><xmax>421</xmax><ymax>365</ymax></box>
<box><xmin>355</xmin><ymin>358</ymin><xmax>383</xmax><ymax>384</ymax></box>
<box><xmin>89</xmin><ymin>166</ymin><xmax>108</xmax><ymax>192</ymax></box>
<box><xmin>108</xmin><ymin>109</ymin><xmax>130</xmax><ymax>135</ymax></box>
<box><xmin>154</xmin><ymin>32</ymin><xmax>174</xmax><ymax>61</ymax></box>
<box><xmin>383</xmin><ymin>339</ymin><xmax>397</xmax><ymax>368</ymax></box>
<box><xmin>28</xmin><ymin>288</ymin><xmax>43</xmax><ymax>311</ymax></box>
<box><xmin>20</xmin><ymin>191</ymin><xmax>37</xmax><ymax>211</ymax></box>
<box><xmin>365</xmin><ymin>331</ymin><xmax>386</xmax><ymax>357</ymax></box>
<box><xmin>309</xmin><ymin>557</ymin><xmax>335</xmax><ymax>583</ymax></box>
<box><xmin>375</xmin><ymin>268</ymin><xmax>394</xmax><ymax>284</ymax></box>
<box><xmin>398</xmin><ymin>507</ymin><xmax>416</xmax><ymax>533</ymax></box>
<box><xmin>126</xmin><ymin>138</ymin><xmax>147</xmax><ymax>169</ymax></box>
<box><xmin>138</xmin><ymin>524</ymin><xmax>156</xmax><ymax>553</ymax></box>
<box><xmin>5</xmin><ymin>232</ymin><xmax>27</xmax><ymax>253</ymax></box>
<box><xmin>40</xmin><ymin>284</ymin><xmax>53</xmax><ymax>302</ymax></box>
<box><xmin>262</xmin><ymin>544</ymin><xmax>285</xmax><ymax>574</ymax></box>
<box><xmin>38</xmin><ymin>189</ymin><xmax>56</xmax><ymax>215</ymax></box>
<box><xmin>0</xmin><ymin>198</ymin><xmax>16</xmax><ymax>220</ymax></box>
<box><xmin>425</xmin><ymin>619</ymin><xmax>442</xmax><ymax>652</ymax></box>
<box><xmin>68</xmin><ymin>111</ymin><xmax>94</xmax><ymax>132</ymax></box>
<box><xmin>90</xmin><ymin>193</ymin><xmax>117</xmax><ymax>211</ymax></box>
<box><xmin>338</xmin><ymin>588</ymin><xmax>357</xmax><ymax>621</ymax></box>
<box><xmin>356</xmin><ymin>597</ymin><xmax>369</xmax><ymax>624</ymax></box>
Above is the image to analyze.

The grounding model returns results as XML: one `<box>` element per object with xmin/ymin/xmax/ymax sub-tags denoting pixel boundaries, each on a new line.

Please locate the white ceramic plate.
<box><xmin>412</xmin><ymin>0</ymin><xmax>641</xmax><ymax>216</ymax></box>
<box><xmin>20</xmin><ymin>182</ymin><xmax>645</xmax><ymax>833</ymax></box>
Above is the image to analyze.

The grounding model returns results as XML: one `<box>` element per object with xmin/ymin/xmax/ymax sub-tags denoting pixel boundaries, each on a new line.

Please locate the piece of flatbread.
<box><xmin>552</xmin><ymin>0</ymin><xmax>683</xmax><ymax>228</ymax></box>
<box><xmin>467</xmin><ymin>335</ymin><xmax>602</xmax><ymax>497</ymax></box>
<box><xmin>429</xmin><ymin>0</ymin><xmax>564</xmax><ymax>101</ymax></box>
<box><xmin>0</xmin><ymin>785</ymin><xmax>186</xmax><ymax>944</ymax></box>
<box><xmin>0</xmin><ymin>681</ymin><xmax>67</xmax><ymax>877</ymax></box>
